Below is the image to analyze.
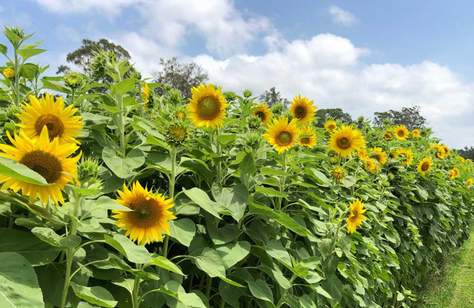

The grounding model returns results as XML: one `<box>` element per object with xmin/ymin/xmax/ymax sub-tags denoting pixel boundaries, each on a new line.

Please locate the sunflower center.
<box><xmin>20</xmin><ymin>150</ymin><xmax>62</xmax><ymax>183</ymax></box>
<box><xmin>197</xmin><ymin>96</ymin><xmax>220</xmax><ymax>120</ymax></box>
<box><xmin>35</xmin><ymin>114</ymin><xmax>65</xmax><ymax>139</ymax></box>
<box><xmin>421</xmin><ymin>162</ymin><xmax>430</xmax><ymax>171</ymax></box>
<box><xmin>328</xmin><ymin>124</ymin><xmax>335</xmax><ymax>130</ymax></box>
<box><xmin>372</xmin><ymin>154</ymin><xmax>381</xmax><ymax>162</ymax></box>
<box><xmin>129</xmin><ymin>198</ymin><xmax>162</xmax><ymax>228</ymax></box>
<box><xmin>337</xmin><ymin>137</ymin><xmax>351</xmax><ymax>149</ymax></box>
<box><xmin>300</xmin><ymin>137</ymin><xmax>310</xmax><ymax>144</ymax></box>
<box><xmin>255</xmin><ymin>111</ymin><xmax>265</xmax><ymax>120</ymax></box>
<box><xmin>294</xmin><ymin>106</ymin><xmax>307</xmax><ymax>119</ymax></box>
<box><xmin>277</xmin><ymin>131</ymin><xmax>292</xmax><ymax>146</ymax></box>
<box><xmin>397</xmin><ymin>130</ymin><xmax>405</xmax><ymax>137</ymax></box>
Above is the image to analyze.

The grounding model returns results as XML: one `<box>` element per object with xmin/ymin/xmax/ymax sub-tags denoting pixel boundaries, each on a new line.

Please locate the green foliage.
<box><xmin>374</xmin><ymin>106</ymin><xmax>426</xmax><ymax>130</ymax></box>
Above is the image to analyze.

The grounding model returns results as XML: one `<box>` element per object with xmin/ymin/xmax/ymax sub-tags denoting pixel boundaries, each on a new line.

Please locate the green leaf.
<box><xmin>240</xmin><ymin>152</ymin><xmax>256</xmax><ymax>188</ymax></box>
<box><xmin>215</xmin><ymin>185</ymin><xmax>248</xmax><ymax>222</ymax></box>
<box><xmin>0</xmin><ymin>44</ymin><xmax>7</xmax><ymax>55</ymax></box>
<box><xmin>104</xmin><ymin>234</ymin><xmax>151</xmax><ymax>264</ymax></box>
<box><xmin>32</xmin><ymin>227</ymin><xmax>81</xmax><ymax>249</ymax></box>
<box><xmin>102</xmin><ymin>147</ymin><xmax>145</xmax><ymax>179</ymax></box>
<box><xmin>307</xmin><ymin>168</ymin><xmax>330</xmax><ymax>186</ymax></box>
<box><xmin>71</xmin><ymin>283</ymin><xmax>117</xmax><ymax>308</ymax></box>
<box><xmin>170</xmin><ymin>218</ymin><xmax>196</xmax><ymax>247</ymax></box>
<box><xmin>148</xmin><ymin>256</ymin><xmax>184</xmax><ymax>275</ymax></box>
<box><xmin>194</xmin><ymin>248</ymin><xmax>226</xmax><ymax>278</ymax></box>
<box><xmin>265</xmin><ymin>240</ymin><xmax>292</xmax><ymax>267</ymax></box>
<box><xmin>18</xmin><ymin>47</ymin><xmax>45</xmax><ymax>60</ymax></box>
<box><xmin>248</xmin><ymin>279</ymin><xmax>274</xmax><ymax>304</ymax></box>
<box><xmin>183</xmin><ymin>188</ymin><xmax>221</xmax><ymax>218</ymax></box>
<box><xmin>0</xmin><ymin>157</ymin><xmax>48</xmax><ymax>186</ymax></box>
<box><xmin>315</xmin><ymin>286</ymin><xmax>333</xmax><ymax>299</ymax></box>
<box><xmin>0</xmin><ymin>252</ymin><xmax>44</xmax><ymax>307</ymax></box>
<box><xmin>255</xmin><ymin>186</ymin><xmax>287</xmax><ymax>198</ymax></box>
<box><xmin>249</xmin><ymin>202</ymin><xmax>310</xmax><ymax>237</ymax></box>
<box><xmin>111</xmin><ymin>78</ymin><xmax>136</xmax><ymax>96</ymax></box>
<box><xmin>216</xmin><ymin>241</ymin><xmax>251</xmax><ymax>269</ymax></box>
<box><xmin>0</xmin><ymin>228</ymin><xmax>59</xmax><ymax>265</ymax></box>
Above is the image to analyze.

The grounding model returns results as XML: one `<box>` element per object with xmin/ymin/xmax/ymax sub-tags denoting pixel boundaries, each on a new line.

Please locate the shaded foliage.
<box><xmin>316</xmin><ymin>108</ymin><xmax>352</xmax><ymax>126</ymax></box>
<box><xmin>374</xmin><ymin>106</ymin><xmax>426</xmax><ymax>130</ymax></box>
<box><xmin>459</xmin><ymin>146</ymin><xmax>474</xmax><ymax>161</ymax></box>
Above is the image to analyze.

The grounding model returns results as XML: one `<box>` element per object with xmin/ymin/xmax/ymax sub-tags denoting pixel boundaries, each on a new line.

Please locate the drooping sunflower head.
<box><xmin>113</xmin><ymin>181</ymin><xmax>176</xmax><ymax>245</ymax></box>
<box><xmin>188</xmin><ymin>84</ymin><xmax>227</xmax><ymax>128</ymax></box>
<box><xmin>3</xmin><ymin>67</ymin><xmax>15</xmax><ymax>79</ymax></box>
<box><xmin>357</xmin><ymin>148</ymin><xmax>368</xmax><ymax>160</ymax></box>
<box><xmin>324</xmin><ymin>119</ymin><xmax>337</xmax><ymax>132</ymax></box>
<box><xmin>466</xmin><ymin>178</ymin><xmax>474</xmax><ymax>188</ymax></box>
<box><xmin>392</xmin><ymin>148</ymin><xmax>414</xmax><ymax>166</ymax></box>
<box><xmin>370</xmin><ymin>147</ymin><xmax>388</xmax><ymax>165</ymax></box>
<box><xmin>252</xmin><ymin>103</ymin><xmax>272</xmax><ymax>124</ymax></box>
<box><xmin>448</xmin><ymin>167</ymin><xmax>460</xmax><ymax>180</ymax></box>
<box><xmin>18</xmin><ymin>94</ymin><xmax>83</xmax><ymax>144</ymax></box>
<box><xmin>432</xmin><ymin>144</ymin><xmax>449</xmax><ymax>159</ymax></box>
<box><xmin>298</xmin><ymin>126</ymin><xmax>317</xmax><ymax>148</ymax></box>
<box><xmin>364</xmin><ymin>158</ymin><xmax>381</xmax><ymax>174</ymax></box>
<box><xmin>329</xmin><ymin>125</ymin><xmax>366</xmax><ymax>158</ymax></box>
<box><xmin>411</xmin><ymin>128</ymin><xmax>421</xmax><ymax>138</ymax></box>
<box><xmin>289</xmin><ymin>96</ymin><xmax>316</xmax><ymax>123</ymax></box>
<box><xmin>332</xmin><ymin>166</ymin><xmax>345</xmax><ymax>181</ymax></box>
<box><xmin>263</xmin><ymin>117</ymin><xmax>299</xmax><ymax>154</ymax></box>
<box><xmin>394</xmin><ymin>125</ymin><xmax>409</xmax><ymax>140</ymax></box>
<box><xmin>346</xmin><ymin>199</ymin><xmax>366</xmax><ymax>234</ymax></box>
<box><xmin>383</xmin><ymin>129</ymin><xmax>394</xmax><ymax>141</ymax></box>
<box><xmin>0</xmin><ymin>127</ymin><xmax>80</xmax><ymax>204</ymax></box>
<box><xmin>417</xmin><ymin>157</ymin><xmax>433</xmax><ymax>176</ymax></box>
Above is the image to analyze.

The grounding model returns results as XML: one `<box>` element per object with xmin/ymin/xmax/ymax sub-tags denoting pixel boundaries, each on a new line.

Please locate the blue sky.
<box><xmin>2</xmin><ymin>1</ymin><xmax>474</xmax><ymax>147</ymax></box>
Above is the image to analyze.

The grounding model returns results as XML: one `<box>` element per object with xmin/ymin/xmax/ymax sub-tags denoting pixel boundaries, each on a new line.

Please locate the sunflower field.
<box><xmin>0</xmin><ymin>27</ymin><xmax>473</xmax><ymax>308</ymax></box>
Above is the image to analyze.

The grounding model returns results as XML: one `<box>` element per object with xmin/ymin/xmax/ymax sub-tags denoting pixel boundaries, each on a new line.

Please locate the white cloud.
<box><xmin>190</xmin><ymin>34</ymin><xmax>474</xmax><ymax>148</ymax></box>
<box><xmin>329</xmin><ymin>6</ymin><xmax>358</xmax><ymax>26</ymax></box>
<box><xmin>35</xmin><ymin>0</ymin><xmax>137</xmax><ymax>15</ymax></box>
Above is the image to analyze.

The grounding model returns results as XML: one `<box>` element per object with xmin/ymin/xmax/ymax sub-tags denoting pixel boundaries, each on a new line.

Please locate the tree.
<box><xmin>155</xmin><ymin>57</ymin><xmax>208</xmax><ymax>99</ymax></box>
<box><xmin>316</xmin><ymin>108</ymin><xmax>352</xmax><ymax>126</ymax></box>
<box><xmin>57</xmin><ymin>38</ymin><xmax>131</xmax><ymax>74</ymax></box>
<box><xmin>373</xmin><ymin>106</ymin><xmax>426</xmax><ymax>130</ymax></box>
<box><xmin>459</xmin><ymin>146</ymin><xmax>474</xmax><ymax>161</ymax></box>
<box><xmin>260</xmin><ymin>87</ymin><xmax>288</xmax><ymax>106</ymax></box>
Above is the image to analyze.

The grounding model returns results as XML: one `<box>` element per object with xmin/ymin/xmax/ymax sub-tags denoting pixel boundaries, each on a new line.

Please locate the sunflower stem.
<box><xmin>163</xmin><ymin>145</ymin><xmax>177</xmax><ymax>257</ymax></box>
<box><xmin>215</xmin><ymin>129</ymin><xmax>223</xmax><ymax>187</ymax></box>
<box><xmin>276</xmin><ymin>152</ymin><xmax>287</xmax><ymax>210</ymax></box>
<box><xmin>131</xmin><ymin>265</ymin><xmax>142</xmax><ymax>308</ymax></box>
<box><xmin>12</xmin><ymin>46</ymin><xmax>20</xmax><ymax>106</ymax></box>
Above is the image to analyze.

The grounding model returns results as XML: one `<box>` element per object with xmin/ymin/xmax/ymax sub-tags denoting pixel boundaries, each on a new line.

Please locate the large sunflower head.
<box><xmin>411</xmin><ymin>128</ymin><xmax>421</xmax><ymax>138</ymax></box>
<box><xmin>187</xmin><ymin>84</ymin><xmax>227</xmax><ymax>128</ymax></box>
<box><xmin>289</xmin><ymin>96</ymin><xmax>316</xmax><ymax>123</ymax></box>
<box><xmin>417</xmin><ymin>157</ymin><xmax>433</xmax><ymax>176</ymax></box>
<box><xmin>113</xmin><ymin>181</ymin><xmax>176</xmax><ymax>245</ymax></box>
<box><xmin>298</xmin><ymin>126</ymin><xmax>317</xmax><ymax>148</ymax></box>
<box><xmin>346</xmin><ymin>200</ymin><xmax>366</xmax><ymax>234</ymax></box>
<box><xmin>0</xmin><ymin>127</ymin><xmax>80</xmax><ymax>204</ymax></box>
<box><xmin>370</xmin><ymin>147</ymin><xmax>388</xmax><ymax>165</ymax></box>
<box><xmin>394</xmin><ymin>125</ymin><xmax>409</xmax><ymax>140</ymax></box>
<box><xmin>263</xmin><ymin>117</ymin><xmax>299</xmax><ymax>154</ymax></box>
<box><xmin>252</xmin><ymin>103</ymin><xmax>272</xmax><ymax>124</ymax></box>
<box><xmin>18</xmin><ymin>94</ymin><xmax>83</xmax><ymax>143</ymax></box>
<box><xmin>448</xmin><ymin>167</ymin><xmax>460</xmax><ymax>180</ymax></box>
<box><xmin>324</xmin><ymin>119</ymin><xmax>337</xmax><ymax>132</ymax></box>
<box><xmin>392</xmin><ymin>148</ymin><xmax>414</xmax><ymax>166</ymax></box>
<box><xmin>329</xmin><ymin>125</ymin><xmax>366</xmax><ymax>158</ymax></box>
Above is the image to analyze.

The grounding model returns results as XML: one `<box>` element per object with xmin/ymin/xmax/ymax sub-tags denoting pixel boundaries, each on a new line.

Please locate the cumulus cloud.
<box><xmin>329</xmin><ymin>6</ymin><xmax>358</xmax><ymax>26</ymax></box>
<box><xmin>191</xmin><ymin>34</ymin><xmax>474</xmax><ymax>147</ymax></box>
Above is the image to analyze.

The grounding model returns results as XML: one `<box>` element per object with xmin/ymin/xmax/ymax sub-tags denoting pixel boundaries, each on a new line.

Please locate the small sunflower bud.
<box><xmin>78</xmin><ymin>158</ymin><xmax>101</xmax><ymax>184</ymax></box>
<box><xmin>243</xmin><ymin>89</ymin><xmax>252</xmax><ymax>98</ymax></box>
<box><xmin>64</xmin><ymin>72</ymin><xmax>83</xmax><ymax>89</ymax></box>
<box><xmin>166</xmin><ymin>123</ymin><xmax>188</xmax><ymax>145</ymax></box>
<box><xmin>2</xmin><ymin>67</ymin><xmax>14</xmax><ymax>79</ymax></box>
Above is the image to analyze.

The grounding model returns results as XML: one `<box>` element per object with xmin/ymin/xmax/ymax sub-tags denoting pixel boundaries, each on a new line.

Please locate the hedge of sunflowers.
<box><xmin>0</xmin><ymin>27</ymin><xmax>472</xmax><ymax>308</ymax></box>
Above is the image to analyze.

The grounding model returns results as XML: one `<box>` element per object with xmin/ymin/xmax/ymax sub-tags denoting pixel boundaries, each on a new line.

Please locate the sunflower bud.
<box><xmin>2</xmin><ymin>67</ymin><xmax>14</xmax><ymax>79</ymax></box>
<box><xmin>248</xmin><ymin>116</ymin><xmax>261</xmax><ymax>129</ymax></box>
<box><xmin>64</xmin><ymin>72</ymin><xmax>83</xmax><ymax>89</ymax></box>
<box><xmin>78</xmin><ymin>158</ymin><xmax>101</xmax><ymax>185</ymax></box>
<box><xmin>166</xmin><ymin>123</ymin><xmax>188</xmax><ymax>145</ymax></box>
<box><xmin>243</xmin><ymin>89</ymin><xmax>252</xmax><ymax>98</ymax></box>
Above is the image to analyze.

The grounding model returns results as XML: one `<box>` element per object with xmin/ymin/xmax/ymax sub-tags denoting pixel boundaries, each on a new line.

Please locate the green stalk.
<box><xmin>163</xmin><ymin>145</ymin><xmax>177</xmax><ymax>257</ymax></box>
<box><xmin>131</xmin><ymin>270</ymin><xmax>142</xmax><ymax>308</ymax></box>
<box><xmin>12</xmin><ymin>47</ymin><xmax>20</xmax><ymax>106</ymax></box>
<box><xmin>276</xmin><ymin>152</ymin><xmax>288</xmax><ymax>210</ymax></box>
<box><xmin>215</xmin><ymin>128</ymin><xmax>223</xmax><ymax>187</ymax></box>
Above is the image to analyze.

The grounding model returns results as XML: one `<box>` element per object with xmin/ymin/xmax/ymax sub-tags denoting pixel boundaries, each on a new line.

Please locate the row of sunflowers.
<box><xmin>0</xmin><ymin>27</ymin><xmax>472</xmax><ymax>308</ymax></box>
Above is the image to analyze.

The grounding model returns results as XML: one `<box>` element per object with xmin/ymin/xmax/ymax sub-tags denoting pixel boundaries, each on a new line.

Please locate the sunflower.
<box><xmin>364</xmin><ymin>158</ymin><xmax>381</xmax><ymax>174</ymax></box>
<box><xmin>432</xmin><ymin>144</ymin><xmax>449</xmax><ymax>159</ymax></box>
<box><xmin>466</xmin><ymin>178</ymin><xmax>474</xmax><ymax>188</ymax></box>
<box><xmin>263</xmin><ymin>118</ymin><xmax>299</xmax><ymax>153</ymax></box>
<box><xmin>3</xmin><ymin>67</ymin><xmax>14</xmax><ymax>79</ymax></box>
<box><xmin>392</xmin><ymin>148</ymin><xmax>414</xmax><ymax>166</ymax></box>
<box><xmin>141</xmin><ymin>82</ymin><xmax>151</xmax><ymax>107</ymax></box>
<box><xmin>411</xmin><ymin>128</ymin><xmax>421</xmax><ymax>138</ymax></box>
<box><xmin>18</xmin><ymin>94</ymin><xmax>83</xmax><ymax>144</ymax></box>
<box><xmin>370</xmin><ymin>147</ymin><xmax>388</xmax><ymax>165</ymax></box>
<box><xmin>329</xmin><ymin>125</ymin><xmax>366</xmax><ymax>158</ymax></box>
<box><xmin>113</xmin><ymin>181</ymin><xmax>176</xmax><ymax>245</ymax></box>
<box><xmin>252</xmin><ymin>104</ymin><xmax>272</xmax><ymax>124</ymax></box>
<box><xmin>394</xmin><ymin>125</ymin><xmax>409</xmax><ymax>140</ymax></box>
<box><xmin>289</xmin><ymin>96</ymin><xmax>316</xmax><ymax>123</ymax></box>
<box><xmin>417</xmin><ymin>157</ymin><xmax>433</xmax><ymax>176</ymax></box>
<box><xmin>448</xmin><ymin>168</ymin><xmax>460</xmax><ymax>180</ymax></box>
<box><xmin>298</xmin><ymin>126</ymin><xmax>317</xmax><ymax>148</ymax></box>
<box><xmin>332</xmin><ymin>166</ymin><xmax>345</xmax><ymax>181</ymax></box>
<box><xmin>188</xmin><ymin>84</ymin><xmax>227</xmax><ymax>128</ymax></box>
<box><xmin>0</xmin><ymin>128</ymin><xmax>80</xmax><ymax>204</ymax></box>
<box><xmin>346</xmin><ymin>200</ymin><xmax>366</xmax><ymax>234</ymax></box>
<box><xmin>324</xmin><ymin>119</ymin><xmax>337</xmax><ymax>132</ymax></box>
<box><xmin>383</xmin><ymin>130</ymin><xmax>394</xmax><ymax>141</ymax></box>
<box><xmin>357</xmin><ymin>148</ymin><xmax>368</xmax><ymax>160</ymax></box>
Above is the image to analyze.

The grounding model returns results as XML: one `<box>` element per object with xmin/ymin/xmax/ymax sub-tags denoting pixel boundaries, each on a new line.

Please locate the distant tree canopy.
<box><xmin>373</xmin><ymin>106</ymin><xmax>426</xmax><ymax>130</ymax></box>
<box><xmin>154</xmin><ymin>57</ymin><xmax>208</xmax><ymax>99</ymax></box>
<box><xmin>316</xmin><ymin>108</ymin><xmax>352</xmax><ymax>126</ymax></box>
<box><xmin>57</xmin><ymin>38</ymin><xmax>131</xmax><ymax>74</ymax></box>
<box><xmin>459</xmin><ymin>146</ymin><xmax>474</xmax><ymax>161</ymax></box>
<box><xmin>260</xmin><ymin>87</ymin><xmax>288</xmax><ymax>106</ymax></box>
